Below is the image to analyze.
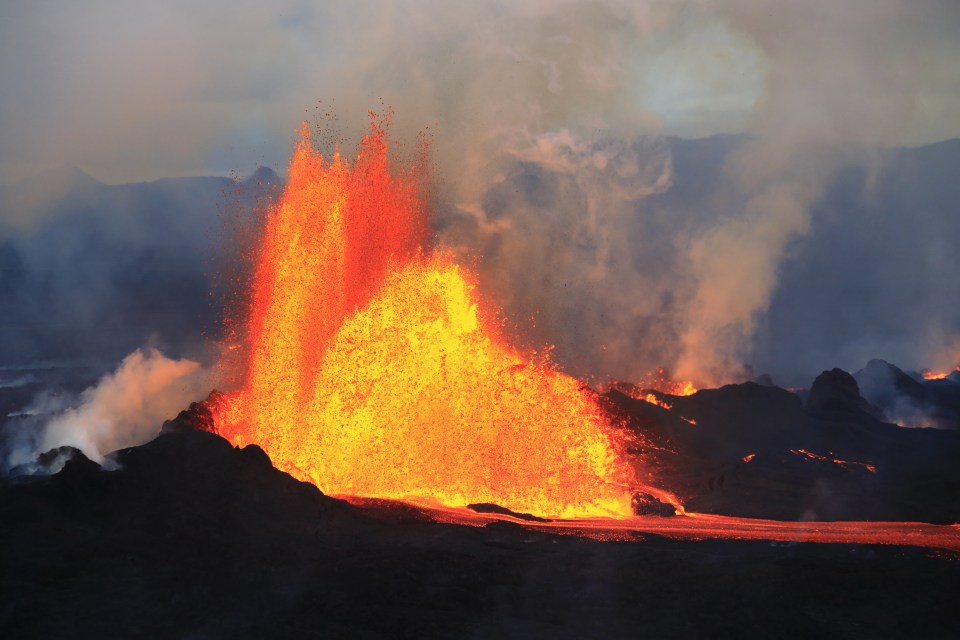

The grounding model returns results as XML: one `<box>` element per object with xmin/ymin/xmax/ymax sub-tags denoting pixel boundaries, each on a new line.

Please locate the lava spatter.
<box><xmin>216</xmin><ymin>113</ymin><xmax>643</xmax><ymax>518</ymax></box>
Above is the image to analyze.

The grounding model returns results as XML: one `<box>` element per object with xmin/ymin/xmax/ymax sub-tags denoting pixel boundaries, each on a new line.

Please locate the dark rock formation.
<box><xmin>751</xmin><ymin>373</ymin><xmax>777</xmax><ymax>387</ymax></box>
<box><xmin>162</xmin><ymin>389</ymin><xmax>228</xmax><ymax>434</ymax></box>
<box><xmin>7</xmin><ymin>446</ymin><xmax>97</xmax><ymax>477</ymax></box>
<box><xmin>467</xmin><ymin>502</ymin><xmax>550</xmax><ymax>522</ymax></box>
<box><xmin>631</xmin><ymin>491</ymin><xmax>676</xmax><ymax>517</ymax></box>
<box><xmin>805</xmin><ymin>368</ymin><xmax>885</xmax><ymax>423</ymax></box>
<box><xmin>2</xmin><ymin>427</ymin><xmax>960</xmax><ymax>639</ymax></box>
<box><xmin>604</xmin><ymin>377</ymin><xmax>960</xmax><ymax>523</ymax></box>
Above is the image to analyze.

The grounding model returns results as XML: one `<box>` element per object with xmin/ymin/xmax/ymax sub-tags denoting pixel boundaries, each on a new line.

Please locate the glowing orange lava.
<box><xmin>639</xmin><ymin>392</ymin><xmax>673</xmax><ymax>410</ymax></box>
<box><xmin>791</xmin><ymin>448</ymin><xmax>877</xmax><ymax>473</ymax></box>
<box><xmin>405</xmin><ymin>502</ymin><xmax>960</xmax><ymax>552</ymax></box>
<box><xmin>636</xmin><ymin>368</ymin><xmax>697</xmax><ymax>396</ymax></box>
<box><xmin>617</xmin><ymin>369</ymin><xmax>698</xmax><ymax>424</ymax></box>
<box><xmin>922</xmin><ymin>369</ymin><xmax>958</xmax><ymax>381</ymax></box>
<box><xmin>215</xmin><ymin>114</ymin><xmax>644</xmax><ymax>518</ymax></box>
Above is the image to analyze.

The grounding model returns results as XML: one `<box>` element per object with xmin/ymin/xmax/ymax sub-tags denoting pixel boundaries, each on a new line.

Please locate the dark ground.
<box><xmin>2</xmin><ymin>428</ymin><xmax>959</xmax><ymax>639</ymax></box>
<box><xmin>605</xmin><ymin>367</ymin><xmax>960</xmax><ymax>523</ymax></box>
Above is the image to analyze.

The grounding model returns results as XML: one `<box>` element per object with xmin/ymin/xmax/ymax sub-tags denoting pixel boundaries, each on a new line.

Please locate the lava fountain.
<box><xmin>215</xmin><ymin>113</ymin><xmax>647</xmax><ymax>518</ymax></box>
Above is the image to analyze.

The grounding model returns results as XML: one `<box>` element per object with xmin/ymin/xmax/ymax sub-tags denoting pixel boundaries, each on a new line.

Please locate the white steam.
<box><xmin>18</xmin><ymin>348</ymin><xmax>210</xmax><ymax>467</ymax></box>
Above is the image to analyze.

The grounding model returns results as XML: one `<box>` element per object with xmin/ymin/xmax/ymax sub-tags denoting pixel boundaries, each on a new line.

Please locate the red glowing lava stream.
<box><xmin>345</xmin><ymin>498</ymin><xmax>960</xmax><ymax>553</ymax></box>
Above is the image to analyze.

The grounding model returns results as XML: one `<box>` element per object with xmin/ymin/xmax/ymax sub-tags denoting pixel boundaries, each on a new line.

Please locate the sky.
<box><xmin>1</xmin><ymin>0</ymin><xmax>960</xmax><ymax>388</ymax></box>
<box><xmin>1</xmin><ymin>0</ymin><xmax>958</xmax><ymax>185</ymax></box>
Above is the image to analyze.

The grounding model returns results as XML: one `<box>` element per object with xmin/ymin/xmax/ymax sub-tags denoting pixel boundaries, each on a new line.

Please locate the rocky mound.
<box><xmin>3</xmin><ymin>427</ymin><xmax>959</xmax><ymax>638</ymax></box>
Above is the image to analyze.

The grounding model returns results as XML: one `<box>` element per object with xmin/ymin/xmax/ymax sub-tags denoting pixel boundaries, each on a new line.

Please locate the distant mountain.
<box><xmin>854</xmin><ymin>359</ymin><xmax>960</xmax><ymax>429</ymax></box>
<box><xmin>0</xmin><ymin>169</ymin><xmax>280</xmax><ymax>370</ymax></box>
<box><xmin>2</xmin><ymin>133</ymin><xmax>959</xmax><ymax>386</ymax></box>
<box><xmin>0</xmin><ymin>166</ymin><xmax>102</xmax><ymax>233</ymax></box>
<box><xmin>632</xmin><ymin>135</ymin><xmax>960</xmax><ymax>385</ymax></box>
<box><xmin>749</xmin><ymin>140</ymin><xmax>960</xmax><ymax>383</ymax></box>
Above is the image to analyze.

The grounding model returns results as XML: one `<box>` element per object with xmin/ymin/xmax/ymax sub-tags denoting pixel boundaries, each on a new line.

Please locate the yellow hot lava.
<box><xmin>216</xmin><ymin>114</ymin><xmax>642</xmax><ymax>518</ymax></box>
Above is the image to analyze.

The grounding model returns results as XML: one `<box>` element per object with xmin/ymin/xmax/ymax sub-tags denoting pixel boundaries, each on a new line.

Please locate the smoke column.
<box><xmin>3</xmin><ymin>0</ymin><xmax>959</xmax><ymax>386</ymax></box>
<box><xmin>672</xmin><ymin>0</ymin><xmax>956</xmax><ymax>385</ymax></box>
<box><xmin>4</xmin><ymin>349</ymin><xmax>210</xmax><ymax>470</ymax></box>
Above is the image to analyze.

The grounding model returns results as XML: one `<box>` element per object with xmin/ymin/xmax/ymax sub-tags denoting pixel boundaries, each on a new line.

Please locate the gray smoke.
<box><xmin>672</xmin><ymin>0</ymin><xmax>960</xmax><ymax>385</ymax></box>
<box><xmin>1</xmin><ymin>0</ymin><xmax>959</xmax><ymax>388</ymax></box>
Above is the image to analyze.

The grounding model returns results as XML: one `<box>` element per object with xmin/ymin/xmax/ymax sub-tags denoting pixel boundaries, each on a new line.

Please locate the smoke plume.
<box><xmin>4</xmin><ymin>348</ymin><xmax>210</xmax><ymax>471</ymax></box>
<box><xmin>2</xmin><ymin>0</ymin><xmax>959</xmax><ymax>387</ymax></box>
<box><xmin>671</xmin><ymin>0</ymin><xmax>960</xmax><ymax>385</ymax></box>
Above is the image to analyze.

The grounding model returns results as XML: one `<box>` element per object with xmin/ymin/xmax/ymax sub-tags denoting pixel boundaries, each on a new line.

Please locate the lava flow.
<box><xmin>215</xmin><ymin>114</ymin><xmax>648</xmax><ymax>518</ymax></box>
<box><xmin>608</xmin><ymin>367</ymin><xmax>697</xmax><ymax>408</ymax></box>
<box><xmin>408</xmin><ymin>503</ymin><xmax>960</xmax><ymax>552</ymax></box>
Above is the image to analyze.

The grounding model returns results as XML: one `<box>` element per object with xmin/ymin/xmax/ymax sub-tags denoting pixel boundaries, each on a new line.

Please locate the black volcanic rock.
<box><xmin>751</xmin><ymin>373</ymin><xmax>777</xmax><ymax>387</ymax></box>
<box><xmin>162</xmin><ymin>389</ymin><xmax>227</xmax><ymax>434</ymax></box>
<box><xmin>631</xmin><ymin>491</ymin><xmax>676</xmax><ymax>517</ymax></box>
<box><xmin>605</xmin><ymin>375</ymin><xmax>960</xmax><ymax>523</ymax></box>
<box><xmin>467</xmin><ymin>502</ymin><xmax>550</xmax><ymax>522</ymax></box>
<box><xmin>8</xmin><ymin>446</ymin><xmax>99</xmax><ymax>477</ymax></box>
<box><xmin>805</xmin><ymin>368</ymin><xmax>885</xmax><ymax>424</ymax></box>
<box><xmin>2</xmin><ymin>416</ymin><xmax>960</xmax><ymax>638</ymax></box>
<box><xmin>2</xmin><ymin>429</ymin><xmax>348</xmax><ymax>550</ymax></box>
<box><xmin>917</xmin><ymin>378</ymin><xmax>960</xmax><ymax>429</ymax></box>
<box><xmin>55</xmin><ymin>449</ymin><xmax>101</xmax><ymax>477</ymax></box>
<box><xmin>109</xmin><ymin>429</ymin><xmax>345</xmax><ymax>534</ymax></box>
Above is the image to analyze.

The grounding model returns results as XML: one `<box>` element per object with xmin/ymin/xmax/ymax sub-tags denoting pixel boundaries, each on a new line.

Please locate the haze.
<box><xmin>1</xmin><ymin>0</ymin><xmax>959</xmax><ymax>387</ymax></box>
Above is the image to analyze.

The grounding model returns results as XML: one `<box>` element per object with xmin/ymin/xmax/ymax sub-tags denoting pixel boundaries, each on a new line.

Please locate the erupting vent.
<box><xmin>637</xmin><ymin>368</ymin><xmax>697</xmax><ymax>397</ymax></box>
<box><xmin>215</xmin><ymin>114</ymin><xmax>645</xmax><ymax>518</ymax></box>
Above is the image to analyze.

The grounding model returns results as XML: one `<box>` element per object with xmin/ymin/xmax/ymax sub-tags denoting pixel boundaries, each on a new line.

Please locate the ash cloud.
<box><xmin>432</xmin><ymin>1</ymin><xmax>960</xmax><ymax>385</ymax></box>
<box><xmin>437</xmin><ymin>132</ymin><xmax>678</xmax><ymax>382</ymax></box>
<box><xmin>751</xmin><ymin>140</ymin><xmax>960</xmax><ymax>385</ymax></box>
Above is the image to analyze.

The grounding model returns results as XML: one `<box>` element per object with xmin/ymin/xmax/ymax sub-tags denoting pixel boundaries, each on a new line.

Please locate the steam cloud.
<box><xmin>425</xmin><ymin>0</ymin><xmax>960</xmax><ymax>385</ymax></box>
<box><xmin>2</xmin><ymin>0</ymin><xmax>959</xmax><ymax>387</ymax></box>
<box><xmin>671</xmin><ymin>0</ymin><xmax>959</xmax><ymax>385</ymax></box>
<box><xmin>4</xmin><ymin>348</ymin><xmax>210</xmax><ymax>470</ymax></box>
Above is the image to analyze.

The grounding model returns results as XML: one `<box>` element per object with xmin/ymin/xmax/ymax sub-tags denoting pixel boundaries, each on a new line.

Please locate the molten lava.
<box><xmin>922</xmin><ymin>369</ymin><xmax>958</xmax><ymax>381</ymax></box>
<box><xmin>215</xmin><ymin>114</ymin><xmax>643</xmax><ymax>518</ymax></box>
<box><xmin>613</xmin><ymin>369</ymin><xmax>698</xmax><ymax>424</ymax></box>
<box><xmin>791</xmin><ymin>448</ymin><xmax>877</xmax><ymax>474</ymax></box>
<box><xmin>639</xmin><ymin>392</ymin><xmax>673</xmax><ymax>410</ymax></box>
<box><xmin>637</xmin><ymin>368</ymin><xmax>697</xmax><ymax>396</ymax></box>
